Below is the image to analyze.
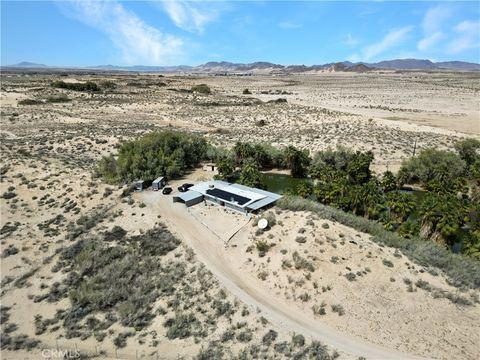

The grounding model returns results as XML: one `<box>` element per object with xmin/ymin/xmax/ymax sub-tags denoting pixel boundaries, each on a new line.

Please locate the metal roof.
<box><xmin>230</xmin><ymin>183</ymin><xmax>282</xmax><ymax>200</ymax></box>
<box><xmin>246</xmin><ymin>197</ymin><xmax>279</xmax><ymax>211</ymax></box>
<box><xmin>188</xmin><ymin>181</ymin><xmax>282</xmax><ymax>211</ymax></box>
<box><xmin>174</xmin><ymin>190</ymin><xmax>203</xmax><ymax>202</ymax></box>
<box><xmin>189</xmin><ymin>180</ymin><xmax>230</xmax><ymax>193</ymax></box>
<box><xmin>153</xmin><ymin>177</ymin><xmax>164</xmax><ymax>184</ymax></box>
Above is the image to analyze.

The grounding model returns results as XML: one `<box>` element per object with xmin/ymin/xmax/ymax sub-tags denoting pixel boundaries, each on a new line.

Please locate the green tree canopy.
<box><xmin>285</xmin><ymin>145</ymin><xmax>310</xmax><ymax>178</ymax></box>
<box><xmin>96</xmin><ymin>131</ymin><xmax>207</xmax><ymax>183</ymax></box>
<box><xmin>238</xmin><ymin>158</ymin><xmax>263</xmax><ymax>188</ymax></box>
<box><xmin>454</xmin><ymin>138</ymin><xmax>480</xmax><ymax>167</ymax></box>
<box><xmin>398</xmin><ymin>148</ymin><xmax>466</xmax><ymax>186</ymax></box>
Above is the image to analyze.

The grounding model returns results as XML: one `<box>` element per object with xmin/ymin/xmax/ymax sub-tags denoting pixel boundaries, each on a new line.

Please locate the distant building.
<box><xmin>172</xmin><ymin>180</ymin><xmax>282</xmax><ymax>214</ymax></box>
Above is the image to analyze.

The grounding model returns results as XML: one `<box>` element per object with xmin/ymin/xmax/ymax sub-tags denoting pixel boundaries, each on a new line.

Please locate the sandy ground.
<box><xmin>1</xmin><ymin>70</ymin><xmax>479</xmax><ymax>359</ymax></box>
<box><xmin>138</xmin><ymin>174</ymin><xmax>480</xmax><ymax>360</ymax></box>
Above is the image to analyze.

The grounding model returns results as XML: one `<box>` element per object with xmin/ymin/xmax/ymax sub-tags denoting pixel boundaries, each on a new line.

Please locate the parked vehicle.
<box><xmin>162</xmin><ymin>186</ymin><xmax>173</xmax><ymax>195</ymax></box>
<box><xmin>177</xmin><ymin>183</ymin><xmax>194</xmax><ymax>192</ymax></box>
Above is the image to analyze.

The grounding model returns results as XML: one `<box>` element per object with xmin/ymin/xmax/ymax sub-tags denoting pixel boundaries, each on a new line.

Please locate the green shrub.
<box><xmin>398</xmin><ymin>148</ymin><xmax>466</xmax><ymax>186</ymax></box>
<box><xmin>96</xmin><ymin>131</ymin><xmax>208</xmax><ymax>183</ymax></box>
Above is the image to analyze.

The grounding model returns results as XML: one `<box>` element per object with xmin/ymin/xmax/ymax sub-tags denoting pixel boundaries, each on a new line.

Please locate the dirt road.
<box><xmin>141</xmin><ymin>191</ymin><xmax>427</xmax><ymax>360</ymax></box>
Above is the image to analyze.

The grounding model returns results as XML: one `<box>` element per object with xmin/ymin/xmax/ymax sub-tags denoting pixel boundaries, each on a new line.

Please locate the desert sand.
<box><xmin>1</xmin><ymin>70</ymin><xmax>479</xmax><ymax>359</ymax></box>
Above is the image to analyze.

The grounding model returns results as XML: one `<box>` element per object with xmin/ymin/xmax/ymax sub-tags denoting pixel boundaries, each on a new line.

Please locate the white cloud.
<box><xmin>447</xmin><ymin>20</ymin><xmax>480</xmax><ymax>54</ymax></box>
<box><xmin>161</xmin><ymin>0</ymin><xmax>219</xmax><ymax>33</ymax></box>
<box><xmin>359</xmin><ymin>26</ymin><xmax>414</xmax><ymax>61</ymax></box>
<box><xmin>417</xmin><ymin>6</ymin><xmax>452</xmax><ymax>52</ymax></box>
<box><xmin>417</xmin><ymin>31</ymin><xmax>445</xmax><ymax>51</ymax></box>
<box><xmin>62</xmin><ymin>0</ymin><xmax>183</xmax><ymax>65</ymax></box>
<box><xmin>422</xmin><ymin>5</ymin><xmax>452</xmax><ymax>34</ymax></box>
<box><xmin>278</xmin><ymin>21</ymin><xmax>302</xmax><ymax>29</ymax></box>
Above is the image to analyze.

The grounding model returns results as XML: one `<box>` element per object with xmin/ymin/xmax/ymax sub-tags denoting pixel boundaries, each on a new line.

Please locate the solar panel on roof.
<box><xmin>206</xmin><ymin>188</ymin><xmax>251</xmax><ymax>205</ymax></box>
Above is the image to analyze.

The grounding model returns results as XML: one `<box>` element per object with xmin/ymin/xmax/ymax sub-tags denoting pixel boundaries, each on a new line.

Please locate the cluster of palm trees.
<box><xmin>215</xmin><ymin>142</ymin><xmax>310</xmax><ymax>188</ymax></box>
<box><xmin>304</xmin><ymin>145</ymin><xmax>479</xmax><ymax>255</ymax></box>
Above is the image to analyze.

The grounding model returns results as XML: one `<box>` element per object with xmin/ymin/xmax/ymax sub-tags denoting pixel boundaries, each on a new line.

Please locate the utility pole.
<box><xmin>412</xmin><ymin>139</ymin><xmax>417</xmax><ymax>158</ymax></box>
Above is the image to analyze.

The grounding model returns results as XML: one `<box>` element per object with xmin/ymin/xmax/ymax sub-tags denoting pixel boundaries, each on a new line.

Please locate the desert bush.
<box><xmin>195</xmin><ymin>343</ymin><xmax>225</xmax><ymax>360</ymax></box>
<box><xmin>100</xmin><ymin>80</ymin><xmax>116</xmax><ymax>90</ymax></box>
<box><xmin>243</xmin><ymin>88</ymin><xmax>252</xmax><ymax>94</ymax></box>
<box><xmin>236</xmin><ymin>329</ymin><xmax>253</xmax><ymax>343</ymax></box>
<box><xmin>295</xmin><ymin>236</ymin><xmax>306</xmax><ymax>243</ymax></box>
<box><xmin>164</xmin><ymin>312</ymin><xmax>197</xmax><ymax>339</ymax></box>
<box><xmin>2</xmin><ymin>191</ymin><xmax>16</xmax><ymax>199</ymax></box>
<box><xmin>51</xmin><ymin>80</ymin><xmax>99</xmax><ymax>92</ymax></box>
<box><xmin>18</xmin><ymin>99</ymin><xmax>43</xmax><ymax>105</ymax></box>
<box><xmin>262</xmin><ymin>329</ymin><xmax>278</xmax><ymax>346</ymax></box>
<box><xmin>2</xmin><ymin>245</ymin><xmax>19</xmax><ymax>257</ymax></box>
<box><xmin>191</xmin><ymin>84</ymin><xmax>211</xmax><ymax>94</ymax></box>
<box><xmin>292</xmin><ymin>251</ymin><xmax>315</xmax><ymax>272</ymax></box>
<box><xmin>344</xmin><ymin>272</ymin><xmax>356</xmax><ymax>281</ymax></box>
<box><xmin>331</xmin><ymin>304</ymin><xmax>345</xmax><ymax>316</ymax></box>
<box><xmin>103</xmin><ymin>226</ymin><xmax>127</xmax><ymax>241</ymax></box>
<box><xmin>0</xmin><ymin>334</ymin><xmax>40</xmax><ymax>351</ymax></box>
<box><xmin>220</xmin><ymin>329</ymin><xmax>235</xmax><ymax>342</ymax></box>
<box><xmin>382</xmin><ymin>259</ymin><xmax>394</xmax><ymax>267</ymax></box>
<box><xmin>47</xmin><ymin>94</ymin><xmax>71</xmax><ymax>103</ymax></box>
<box><xmin>113</xmin><ymin>331</ymin><xmax>134</xmax><ymax>348</ymax></box>
<box><xmin>255</xmin><ymin>240</ymin><xmax>271</xmax><ymax>257</ymax></box>
<box><xmin>291</xmin><ymin>333</ymin><xmax>305</xmax><ymax>347</ymax></box>
<box><xmin>415</xmin><ymin>279</ymin><xmax>432</xmax><ymax>291</ymax></box>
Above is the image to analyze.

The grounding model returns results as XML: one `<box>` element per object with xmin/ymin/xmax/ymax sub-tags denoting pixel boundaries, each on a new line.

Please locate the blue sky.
<box><xmin>2</xmin><ymin>1</ymin><xmax>479</xmax><ymax>66</ymax></box>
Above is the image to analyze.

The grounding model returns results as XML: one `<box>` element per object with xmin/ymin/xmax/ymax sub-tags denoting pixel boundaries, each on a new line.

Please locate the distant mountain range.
<box><xmin>4</xmin><ymin>59</ymin><xmax>480</xmax><ymax>72</ymax></box>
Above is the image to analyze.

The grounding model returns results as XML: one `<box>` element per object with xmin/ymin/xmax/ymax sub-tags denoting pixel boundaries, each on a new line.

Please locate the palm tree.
<box><xmin>239</xmin><ymin>158</ymin><xmax>263</xmax><ymax>188</ymax></box>
<box><xmin>387</xmin><ymin>191</ymin><xmax>416</xmax><ymax>222</ymax></box>
<box><xmin>418</xmin><ymin>193</ymin><xmax>465</xmax><ymax>245</ymax></box>
<box><xmin>285</xmin><ymin>145</ymin><xmax>310</xmax><ymax>178</ymax></box>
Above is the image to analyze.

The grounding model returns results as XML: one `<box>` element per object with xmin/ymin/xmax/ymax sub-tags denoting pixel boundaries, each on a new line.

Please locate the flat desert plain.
<box><xmin>1</xmin><ymin>71</ymin><xmax>479</xmax><ymax>359</ymax></box>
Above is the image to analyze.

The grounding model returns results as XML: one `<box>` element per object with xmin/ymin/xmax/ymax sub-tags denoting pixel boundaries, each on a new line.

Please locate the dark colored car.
<box><xmin>162</xmin><ymin>186</ymin><xmax>173</xmax><ymax>195</ymax></box>
<box><xmin>177</xmin><ymin>183</ymin><xmax>194</xmax><ymax>192</ymax></box>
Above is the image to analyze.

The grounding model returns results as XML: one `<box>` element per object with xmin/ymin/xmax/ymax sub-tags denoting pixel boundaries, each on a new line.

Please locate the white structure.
<box><xmin>152</xmin><ymin>177</ymin><xmax>166</xmax><ymax>191</ymax></box>
<box><xmin>174</xmin><ymin>180</ymin><xmax>282</xmax><ymax>214</ymax></box>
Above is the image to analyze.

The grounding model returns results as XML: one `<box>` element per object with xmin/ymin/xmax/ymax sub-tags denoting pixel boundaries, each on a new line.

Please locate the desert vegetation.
<box><xmin>1</xmin><ymin>70</ymin><xmax>479</xmax><ymax>360</ymax></box>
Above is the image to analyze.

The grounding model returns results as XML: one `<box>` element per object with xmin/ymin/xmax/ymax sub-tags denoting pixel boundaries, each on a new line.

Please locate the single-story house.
<box><xmin>173</xmin><ymin>180</ymin><xmax>282</xmax><ymax>214</ymax></box>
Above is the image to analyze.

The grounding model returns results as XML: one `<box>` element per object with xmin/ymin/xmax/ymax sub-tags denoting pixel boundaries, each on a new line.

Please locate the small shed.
<box><xmin>134</xmin><ymin>179</ymin><xmax>152</xmax><ymax>191</ymax></box>
<box><xmin>135</xmin><ymin>180</ymin><xmax>146</xmax><ymax>191</ymax></box>
<box><xmin>203</xmin><ymin>163</ymin><xmax>216</xmax><ymax>172</ymax></box>
<box><xmin>152</xmin><ymin>177</ymin><xmax>166</xmax><ymax>191</ymax></box>
<box><xmin>173</xmin><ymin>191</ymin><xmax>204</xmax><ymax>207</ymax></box>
